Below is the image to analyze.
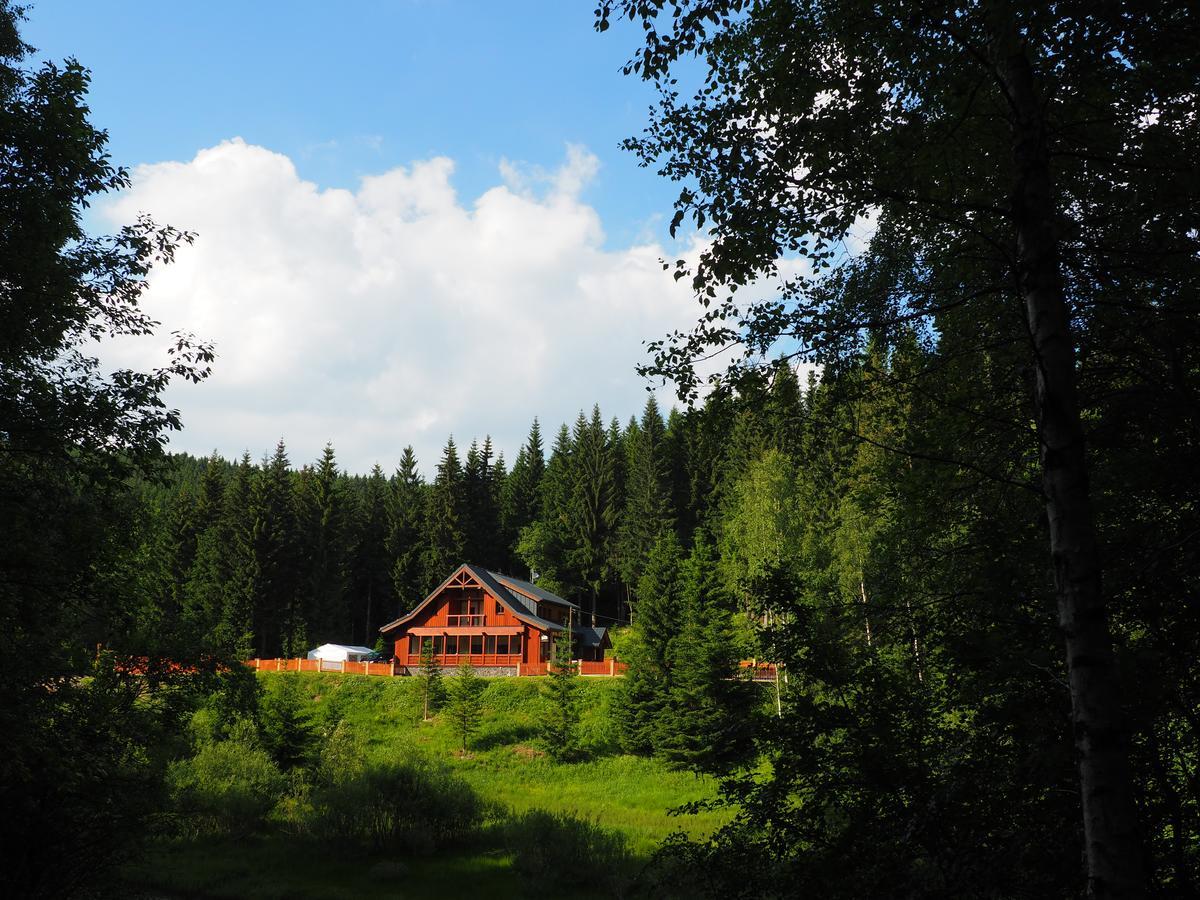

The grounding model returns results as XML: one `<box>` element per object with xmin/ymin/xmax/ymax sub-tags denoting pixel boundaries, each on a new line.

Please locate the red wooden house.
<box><xmin>380</xmin><ymin>564</ymin><xmax>609</xmax><ymax>674</ymax></box>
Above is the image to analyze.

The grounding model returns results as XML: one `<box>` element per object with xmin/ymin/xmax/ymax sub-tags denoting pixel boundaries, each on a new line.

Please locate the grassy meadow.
<box><xmin>124</xmin><ymin>671</ymin><xmax>731</xmax><ymax>899</ymax></box>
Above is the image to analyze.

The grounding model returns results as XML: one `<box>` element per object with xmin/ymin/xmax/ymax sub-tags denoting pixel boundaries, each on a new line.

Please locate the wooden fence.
<box><xmin>245</xmin><ymin>657</ymin><xmax>628</xmax><ymax>678</ymax></box>
<box><xmin>247</xmin><ymin>658</ymin><xmax>395</xmax><ymax>676</ymax></box>
<box><xmin>246</xmin><ymin>657</ymin><xmax>753</xmax><ymax>680</ymax></box>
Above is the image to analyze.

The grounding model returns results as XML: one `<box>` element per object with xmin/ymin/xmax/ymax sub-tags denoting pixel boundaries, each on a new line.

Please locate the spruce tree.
<box><xmin>617</xmin><ymin>396</ymin><xmax>675</xmax><ymax>601</ymax></box>
<box><xmin>538</xmin><ymin>623</ymin><xmax>582</xmax><ymax>761</ymax></box>
<box><xmin>213</xmin><ymin>452</ymin><xmax>256</xmax><ymax>656</ymax></box>
<box><xmin>518</xmin><ymin>423</ymin><xmax>575</xmax><ymax>593</ymax></box>
<box><xmin>387</xmin><ymin>446</ymin><xmax>426</xmax><ymax>615</ymax></box>
<box><xmin>182</xmin><ymin>453</ymin><xmax>229</xmax><ymax>644</ymax></box>
<box><xmin>616</xmin><ymin>531</ymin><xmax>683</xmax><ymax>755</ymax></box>
<box><xmin>417</xmin><ymin>638</ymin><xmax>444</xmax><ymax>721</ymax></box>
<box><xmin>503</xmin><ymin>420</ymin><xmax>546</xmax><ymax>576</ymax></box>
<box><xmin>446</xmin><ymin>659</ymin><xmax>486</xmax><ymax>752</ymax></box>
<box><xmin>658</xmin><ymin>533</ymin><xmax>756</xmax><ymax>775</ymax></box>
<box><xmin>567</xmin><ymin>406</ymin><xmax>619</xmax><ymax>625</ymax></box>
<box><xmin>300</xmin><ymin>444</ymin><xmax>348</xmax><ymax>644</ymax></box>
<box><xmin>348</xmin><ymin>463</ymin><xmax>392</xmax><ymax>647</ymax></box>
<box><xmin>248</xmin><ymin>441</ymin><xmax>301</xmax><ymax>657</ymax></box>
<box><xmin>463</xmin><ymin>436</ymin><xmax>501</xmax><ymax>568</ymax></box>
<box><xmin>422</xmin><ymin>436</ymin><xmax>466</xmax><ymax>591</ymax></box>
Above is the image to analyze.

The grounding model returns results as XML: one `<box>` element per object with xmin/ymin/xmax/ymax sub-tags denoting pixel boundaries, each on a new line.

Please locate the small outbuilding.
<box><xmin>306</xmin><ymin>643</ymin><xmax>376</xmax><ymax>662</ymax></box>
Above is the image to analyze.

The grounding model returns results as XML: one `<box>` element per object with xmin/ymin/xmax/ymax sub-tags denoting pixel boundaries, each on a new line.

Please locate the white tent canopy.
<box><xmin>306</xmin><ymin>643</ymin><xmax>376</xmax><ymax>662</ymax></box>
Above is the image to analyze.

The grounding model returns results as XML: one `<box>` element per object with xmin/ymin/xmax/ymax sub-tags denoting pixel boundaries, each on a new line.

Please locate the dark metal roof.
<box><xmin>573</xmin><ymin>626</ymin><xmax>608</xmax><ymax>648</ymax></box>
<box><xmin>488</xmin><ymin>571</ymin><xmax>579</xmax><ymax>610</ymax></box>
<box><xmin>466</xmin><ymin>565</ymin><xmax>565</xmax><ymax>632</ymax></box>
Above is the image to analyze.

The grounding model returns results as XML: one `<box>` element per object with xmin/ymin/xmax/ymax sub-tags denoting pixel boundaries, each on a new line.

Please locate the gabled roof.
<box><xmin>574</xmin><ymin>626</ymin><xmax>608</xmax><ymax>648</ymax></box>
<box><xmin>379</xmin><ymin>563</ymin><xmax>570</xmax><ymax>635</ymax></box>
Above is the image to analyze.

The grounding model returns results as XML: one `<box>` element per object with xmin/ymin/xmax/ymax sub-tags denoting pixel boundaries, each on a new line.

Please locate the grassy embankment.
<box><xmin>125</xmin><ymin>671</ymin><xmax>729</xmax><ymax>899</ymax></box>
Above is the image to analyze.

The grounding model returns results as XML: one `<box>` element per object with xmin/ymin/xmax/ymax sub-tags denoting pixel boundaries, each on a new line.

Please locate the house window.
<box><xmin>456</xmin><ymin>597</ymin><xmax>483</xmax><ymax>616</ymax></box>
<box><xmin>485</xmin><ymin>635</ymin><xmax>496</xmax><ymax>654</ymax></box>
<box><xmin>445</xmin><ymin>635</ymin><xmax>458</xmax><ymax>655</ymax></box>
<box><xmin>496</xmin><ymin>635</ymin><xmax>509</xmax><ymax>655</ymax></box>
<box><xmin>408</xmin><ymin>635</ymin><xmax>418</xmax><ymax>655</ymax></box>
<box><xmin>471</xmin><ymin>635</ymin><xmax>483</xmax><ymax>655</ymax></box>
<box><xmin>433</xmin><ymin>636</ymin><xmax>444</xmax><ymax>655</ymax></box>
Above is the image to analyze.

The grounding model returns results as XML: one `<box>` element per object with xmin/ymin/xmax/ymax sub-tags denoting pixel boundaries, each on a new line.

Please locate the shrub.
<box><xmin>305</xmin><ymin>757</ymin><xmax>491</xmax><ymax>855</ymax></box>
<box><xmin>168</xmin><ymin>735</ymin><xmax>286</xmax><ymax>836</ymax></box>
<box><xmin>506</xmin><ymin>809</ymin><xmax>636</xmax><ymax>897</ymax></box>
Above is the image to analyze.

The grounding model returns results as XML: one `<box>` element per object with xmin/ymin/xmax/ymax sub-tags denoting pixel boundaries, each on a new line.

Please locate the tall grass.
<box><xmin>131</xmin><ymin>671</ymin><xmax>732</xmax><ymax>898</ymax></box>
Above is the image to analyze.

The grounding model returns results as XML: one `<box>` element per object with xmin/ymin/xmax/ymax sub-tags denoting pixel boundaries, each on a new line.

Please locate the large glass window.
<box><xmin>445</xmin><ymin>635</ymin><xmax>458</xmax><ymax>655</ymax></box>
<box><xmin>496</xmin><ymin>635</ymin><xmax>509</xmax><ymax>655</ymax></box>
<box><xmin>433</xmin><ymin>636</ymin><xmax>443</xmax><ymax>655</ymax></box>
<box><xmin>485</xmin><ymin>635</ymin><xmax>496</xmax><ymax>654</ymax></box>
<box><xmin>471</xmin><ymin>635</ymin><xmax>483</xmax><ymax>654</ymax></box>
<box><xmin>512</xmin><ymin>635</ymin><xmax>521</xmax><ymax>656</ymax></box>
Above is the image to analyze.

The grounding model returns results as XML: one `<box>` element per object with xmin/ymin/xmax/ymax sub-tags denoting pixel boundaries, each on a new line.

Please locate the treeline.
<box><xmin>620</xmin><ymin>332</ymin><xmax>1200</xmax><ymax>896</ymax></box>
<box><xmin>128</xmin><ymin>367</ymin><xmax>809</xmax><ymax>658</ymax></box>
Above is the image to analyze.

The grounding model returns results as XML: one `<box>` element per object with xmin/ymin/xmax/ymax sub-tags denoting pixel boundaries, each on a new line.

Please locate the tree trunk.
<box><xmin>988</xmin><ymin>9</ymin><xmax>1144</xmax><ymax>896</ymax></box>
<box><xmin>858</xmin><ymin>577</ymin><xmax>873</xmax><ymax>647</ymax></box>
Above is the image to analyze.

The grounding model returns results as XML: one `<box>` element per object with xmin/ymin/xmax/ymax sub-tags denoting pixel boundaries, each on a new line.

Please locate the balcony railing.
<box><xmin>434</xmin><ymin>652</ymin><xmax>522</xmax><ymax>667</ymax></box>
<box><xmin>446</xmin><ymin>614</ymin><xmax>485</xmax><ymax>626</ymax></box>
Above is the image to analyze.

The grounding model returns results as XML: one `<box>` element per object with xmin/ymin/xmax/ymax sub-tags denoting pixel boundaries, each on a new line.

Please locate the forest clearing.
<box><xmin>122</xmin><ymin>672</ymin><xmax>736</xmax><ymax>899</ymax></box>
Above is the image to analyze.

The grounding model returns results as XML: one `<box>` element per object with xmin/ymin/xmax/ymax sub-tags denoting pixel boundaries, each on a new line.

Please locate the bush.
<box><xmin>304</xmin><ymin>756</ymin><xmax>491</xmax><ymax>855</ymax></box>
<box><xmin>168</xmin><ymin>734</ymin><xmax>286</xmax><ymax>836</ymax></box>
<box><xmin>506</xmin><ymin>809</ymin><xmax>636</xmax><ymax>897</ymax></box>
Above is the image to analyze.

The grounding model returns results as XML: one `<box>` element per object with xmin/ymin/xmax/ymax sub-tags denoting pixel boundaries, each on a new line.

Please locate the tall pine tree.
<box><xmin>422</xmin><ymin>437</ymin><xmax>466</xmax><ymax>592</ymax></box>
<box><xmin>388</xmin><ymin>446</ymin><xmax>426</xmax><ymax>615</ymax></box>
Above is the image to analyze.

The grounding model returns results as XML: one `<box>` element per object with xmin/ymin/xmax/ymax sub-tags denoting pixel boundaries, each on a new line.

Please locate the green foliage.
<box><xmin>617</xmin><ymin>532</ymin><xmax>682</xmax><ymax>755</ymax></box>
<box><xmin>538</xmin><ymin>628</ymin><xmax>582</xmax><ymax>761</ymax></box>
<box><xmin>417</xmin><ymin>638</ymin><xmax>444</xmax><ymax>720</ymax></box>
<box><xmin>388</xmin><ymin>445</ymin><xmax>426</xmax><ymax>613</ymax></box>
<box><xmin>422</xmin><ymin>437</ymin><xmax>466</xmax><ymax>593</ymax></box>
<box><xmin>657</xmin><ymin>534</ymin><xmax>757</xmax><ymax>775</ymax></box>
<box><xmin>303</xmin><ymin>755</ymin><xmax>491</xmax><ymax>856</ymax></box>
<box><xmin>617</xmin><ymin>396</ymin><xmax>675</xmax><ymax>594</ymax></box>
<box><xmin>719</xmin><ymin>449</ymin><xmax>804</xmax><ymax>591</ymax></box>
<box><xmin>500</xmin><ymin>419</ymin><xmax>545</xmax><ymax>572</ymax></box>
<box><xmin>446</xmin><ymin>659</ymin><xmax>487</xmax><ymax>751</ymax></box>
<box><xmin>506</xmin><ymin>809</ymin><xmax>635</xmax><ymax>898</ymax></box>
<box><xmin>314</xmin><ymin>719</ymin><xmax>367</xmax><ymax>787</ymax></box>
<box><xmin>258</xmin><ymin>673</ymin><xmax>317</xmax><ymax>771</ymax></box>
<box><xmin>168</xmin><ymin>731</ymin><xmax>286</xmax><ymax>837</ymax></box>
<box><xmin>0</xmin><ymin>4</ymin><xmax>215</xmax><ymax>894</ymax></box>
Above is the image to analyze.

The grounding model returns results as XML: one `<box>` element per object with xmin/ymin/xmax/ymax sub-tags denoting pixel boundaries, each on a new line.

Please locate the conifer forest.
<box><xmin>2</xmin><ymin>1</ymin><xmax>1198</xmax><ymax>898</ymax></box>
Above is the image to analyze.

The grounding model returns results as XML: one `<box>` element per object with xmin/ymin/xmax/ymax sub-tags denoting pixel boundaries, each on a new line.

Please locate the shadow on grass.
<box><xmin>473</xmin><ymin>722</ymin><xmax>539</xmax><ymax>751</ymax></box>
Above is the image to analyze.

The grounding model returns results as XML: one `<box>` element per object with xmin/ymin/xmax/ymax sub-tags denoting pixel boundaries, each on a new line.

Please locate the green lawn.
<box><xmin>124</xmin><ymin>672</ymin><xmax>729</xmax><ymax>898</ymax></box>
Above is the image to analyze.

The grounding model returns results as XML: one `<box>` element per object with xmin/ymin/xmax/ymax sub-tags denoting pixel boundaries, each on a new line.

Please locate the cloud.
<box><xmin>99</xmin><ymin>138</ymin><xmax>706</xmax><ymax>474</ymax></box>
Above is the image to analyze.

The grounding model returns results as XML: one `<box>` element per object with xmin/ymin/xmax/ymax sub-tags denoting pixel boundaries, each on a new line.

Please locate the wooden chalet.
<box><xmin>380</xmin><ymin>564</ymin><xmax>610</xmax><ymax>673</ymax></box>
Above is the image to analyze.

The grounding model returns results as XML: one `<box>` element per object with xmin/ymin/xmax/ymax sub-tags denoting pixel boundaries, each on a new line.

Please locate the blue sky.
<box><xmin>26</xmin><ymin>0</ymin><xmax>678</xmax><ymax>248</ymax></box>
<box><xmin>24</xmin><ymin>2</ymin><xmax>722</xmax><ymax>473</ymax></box>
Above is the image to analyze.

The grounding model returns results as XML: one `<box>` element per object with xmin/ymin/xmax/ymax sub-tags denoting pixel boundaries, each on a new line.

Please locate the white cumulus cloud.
<box><xmin>100</xmin><ymin>138</ymin><xmax>706</xmax><ymax>474</ymax></box>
